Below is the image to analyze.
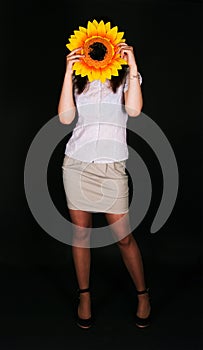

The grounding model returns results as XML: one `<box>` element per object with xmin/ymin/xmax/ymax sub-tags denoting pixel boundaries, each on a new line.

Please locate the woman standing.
<box><xmin>58</xmin><ymin>19</ymin><xmax>151</xmax><ymax>329</ymax></box>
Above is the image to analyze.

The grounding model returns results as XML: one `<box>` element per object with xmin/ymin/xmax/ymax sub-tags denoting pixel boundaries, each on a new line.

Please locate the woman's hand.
<box><xmin>66</xmin><ymin>47</ymin><xmax>84</xmax><ymax>74</ymax></box>
<box><xmin>116</xmin><ymin>43</ymin><xmax>137</xmax><ymax>70</ymax></box>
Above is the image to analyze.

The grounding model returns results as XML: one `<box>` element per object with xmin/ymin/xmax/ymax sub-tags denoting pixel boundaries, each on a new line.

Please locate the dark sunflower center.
<box><xmin>88</xmin><ymin>42</ymin><xmax>107</xmax><ymax>61</ymax></box>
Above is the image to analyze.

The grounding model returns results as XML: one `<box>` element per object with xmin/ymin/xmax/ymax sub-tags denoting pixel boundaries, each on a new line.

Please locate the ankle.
<box><xmin>79</xmin><ymin>292</ymin><xmax>90</xmax><ymax>298</ymax></box>
<box><xmin>137</xmin><ymin>293</ymin><xmax>150</xmax><ymax>303</ymax></box>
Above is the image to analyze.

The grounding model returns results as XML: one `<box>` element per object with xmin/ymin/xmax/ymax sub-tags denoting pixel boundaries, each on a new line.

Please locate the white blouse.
<box><xmin>65</xmin><ymin>69</ymin><xmax>142</xmax><ymax>163</ymax></box>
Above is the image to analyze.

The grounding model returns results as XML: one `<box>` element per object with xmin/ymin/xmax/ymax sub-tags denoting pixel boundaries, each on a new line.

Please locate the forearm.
<box><xmin>124</xmin><ymin>66</ymin><xmax>143</xmax><ymax>117</ymax></box>
<box><xmin>58</xmin><ymin>71</ymin><xmax>76</xmax><ymax>124</ymax></box>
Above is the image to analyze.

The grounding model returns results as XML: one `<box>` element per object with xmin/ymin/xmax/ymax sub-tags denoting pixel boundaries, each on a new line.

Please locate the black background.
<box><xmin>1</xmin><ymin>0</ymin><xmax>202</xmax><ymax>349</ymax></box>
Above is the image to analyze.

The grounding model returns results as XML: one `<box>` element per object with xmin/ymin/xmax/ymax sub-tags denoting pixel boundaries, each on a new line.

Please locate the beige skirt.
<box><xmin>62</xmin><ymin>155</ymin><xmax>129</xmax><ymax>214</ymax></box>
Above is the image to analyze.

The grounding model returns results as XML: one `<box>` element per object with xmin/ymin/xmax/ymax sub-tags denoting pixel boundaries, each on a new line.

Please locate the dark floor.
<box><xmin>0</xmin><ymin>236</ymin><xmax>202</xmax><ymax>350</ymax></box>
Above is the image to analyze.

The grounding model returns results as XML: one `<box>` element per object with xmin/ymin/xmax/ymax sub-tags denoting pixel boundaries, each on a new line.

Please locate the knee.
<box><xmin>72</xmin><ymin>226</ymin><xmax>91</xmax><ymax>244</ymax></box>
<box><xmin>117</xmin><ymin>234</ymin><xmax>134</xmax><ymax>247</ymax></box>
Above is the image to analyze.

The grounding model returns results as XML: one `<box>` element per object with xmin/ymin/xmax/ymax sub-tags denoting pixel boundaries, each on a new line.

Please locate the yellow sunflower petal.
<box><xmin>87</xmin><ymin>21</ymin><xmax>97</xmax><ymax>37</ymax></box>
<box><xmin>94</xmin><ymin>67</ymin><xmax>102</xmax><ymax>80</ymax></box>
<box><xmin>72</xmin><ymin>61</ymin><xmax>82</xmax><ymax>72</ymax></box>
<box><xmin>111</xmin><ymin>60</ymin><xmax>122</xmax><ymax>69</ymax></box>
<box><xmin>74</xmin><ymin>30</ymin><xmax>86</xmax><ymax>40</ymax></box>
<box><xmin>79</xmin><ymin>26</ymin><xmax>87</xmax><ymax>33</ymax></box>
<box><xmin>107</xmin><ymin>26</ymin><xmax>118</xmax><ymax>42</ymax></box>
<box><xmin>103</xmin><ymin>67</ymin><xmax>112</xmax><ymax>80</ymax></box>
<box><xmin>110</xmin><ymin>66</ymin><xmax>119</xmax><ymax>76</ymax></box>
<box><xmin>105</xmin><ymin>22</ymin><xmax>111</xmax><ymax>32</ymax></box>
<box><xmin>96</xmin><ymin>69</ymin><xmax>102</xmax><ymax>80</ymax></box>
<box><xmin>113</xmin><ymin>53</ymin><xmax>127</xmax><ymax>63</ymax></box>
<box><xmin>81</xmin><ymin>65</ymin><xmax>88</xmax><ymax>77</ymax></box>
<box><xmin>76</xmin><ymin>61</ymin><xmax>88</xmax><ymax>75</ymax></box>
<box><xmin>118</xmin><ymin>58</ymin><xmax>128</xmax><ymax>65</ymax></box>
<box><xmin>91</xmin><ymin>68</ymin><xmax>100</xmax><ymax>80</ymax></box>
<box><xmin>100</xmin><ymin>69</ymin><xmax>108</xmax><ymax>83</ymax></box>
<box><xmin>66</xmin><ymin>43</ymin><xmax>74</xmax><ymax>51</ymax></box>
<box><xmin>74</xmin><ymin>61</ymin><xmax>82</xmax><ymax>69</ymax></box>
<box><xmin>69</xmin><ymin>38</ymin><xmax>82</xmax><ymax>48</ymax></box>
<box><xmin>114</xmin><ymin>53</ymin><xmax>121</xmax><ymax>59</ymax></box>
<box><xmin>87</xmin><ymin>70</ymin><xmax>94</xmax><ymax>82</ymax></box>
<box><xmin>97</xmin><ymin>20</ymin><xmax>106</xmax><ymax>36</ymax></box>
<box><xmin>113</xmin><ymin>32</ymin><xmax>124</xmax><ymax>45</ymax></box>
<box><xmin>93</xmin><ymin>19</ymin><xmax>99</xmax><ymax>27</ymax></box>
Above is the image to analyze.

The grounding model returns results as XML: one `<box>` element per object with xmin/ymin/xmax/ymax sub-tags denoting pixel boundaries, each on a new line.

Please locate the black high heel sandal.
<box><xmin>135</xmin><ymin>287</ymin><xmax>151</xmax><ymax>328</ymax></box>
<box><xmin>76</xmin><ymin>287</ymin><xmax>93</xmax><ymax>329</ymax></box>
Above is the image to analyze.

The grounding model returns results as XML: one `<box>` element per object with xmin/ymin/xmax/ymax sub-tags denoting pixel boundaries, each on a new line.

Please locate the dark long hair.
<box><xmin>73</xmin><ymin>65</ymin><xmax>129</xmax><ymax>94</ymax></box>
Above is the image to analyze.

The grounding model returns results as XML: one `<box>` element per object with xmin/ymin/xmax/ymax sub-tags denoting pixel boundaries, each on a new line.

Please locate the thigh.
<box><xmin>69</xmin><ymin>209</ymin><xmax>93</xmax><ymax>228</ymax></box>
<box><xmin>105</xmin><ymin>212</ymin><xmax>131</xmax><ymax>240</ymax></box>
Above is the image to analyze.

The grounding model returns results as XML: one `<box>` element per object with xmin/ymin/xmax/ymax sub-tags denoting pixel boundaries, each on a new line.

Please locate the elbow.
<box><xmin>125</xmin><ymin>107</ymin><xmax>142</xmax><ymax>117</ymax></box>
<box><xmin>58</xmin><ymin>115</ymin><xmax>73</xmax><ymax>125</ymax></box>
<box><xmin>58</xmin><ymin>109</ymin><xmax>76</xmax><ymax>125</ymax></box>
<box><xmin>128</xmin><ymin>110</ymin><xmax>142</xmax><ymax>117</ymax></box>
<box><xmin>125</xmin><ymin>101</ymin><xmax>143</xmax><ymax>117</ymax></box>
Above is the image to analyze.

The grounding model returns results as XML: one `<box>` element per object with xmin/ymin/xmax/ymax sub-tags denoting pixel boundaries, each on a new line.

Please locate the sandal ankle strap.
<box><xmin>77</xmin><ymin>287</ymin><xmax>90</xmax><ymax>294</ymax></box>
<box><xmin>136</xmin><ymin>287</ymin><xmax>149</xmax><ymax>295</ymax></box>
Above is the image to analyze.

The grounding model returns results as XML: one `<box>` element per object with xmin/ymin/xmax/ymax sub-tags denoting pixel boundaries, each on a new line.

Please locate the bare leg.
<box><xmin>69</xmin><ymin>209</ymin><xmax>92</xmax><ymax>319</ymax></box>
<box><xmin>105</xmin><ymin>212</ymin><xmax>151</xmax><ymax>318</ymax></box>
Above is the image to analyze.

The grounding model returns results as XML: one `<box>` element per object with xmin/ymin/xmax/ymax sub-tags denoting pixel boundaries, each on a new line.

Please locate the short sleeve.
<box><xmin>123</xmin><ymin>70</ymin><xmax>143</xmax><ymax>93</ymax></box>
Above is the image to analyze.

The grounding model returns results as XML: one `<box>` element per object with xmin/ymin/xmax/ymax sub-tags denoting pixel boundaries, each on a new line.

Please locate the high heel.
<box><xmin>135</xmin><ymin>287</ymin><xmax>151</xmax><ymax>328</ymax></box>
<box><xmin>76</xmin><ymin>287</ymin><xmax>93</xmax><ymax>329</ymax></box>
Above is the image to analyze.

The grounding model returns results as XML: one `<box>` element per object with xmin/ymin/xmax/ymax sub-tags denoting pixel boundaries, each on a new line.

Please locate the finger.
<box><xmin>119</xmin><ymin>46</ymin><xmax>133</xmax><ymax>51</ymax></box>
<box><xmin>70</xmin><ymin>47</ymin><xmax>82</xmax><ymax>54</ymax></box>
<box><xmin>119</xmin><ymin>48</ymin><xmax>132</xmax><ymax>59</ymax></box>
<box><xmin>116</xmin><ymin>45</ymin><xmax>133</xmax><ymax>54</ymax></box>
<box><xmin>67</xmin><ymin>58</ymin><xmax>84</xmax><ymax>66</ymax></box>
<box><xmin>66</xmin><ymin>59</ymin><xmax>81</xmax><ymax>68</ymax></box>
<box><xmin>71</xmin><ymin>58</ymin><xmax>81</xmax><ymax>64</ymax></box>
<box><xmin>66</xmin><ymin>47</ymin><xmax>82</xmax><ymax>57</ymax></box>
<box><xmin>115</xmin><ymin>43</ymin><xmax>127</xmax><ymax>50</ymax></box>
<box><xmin>119</xmin><ymin>46</ymin><xmax>134</xmax><ymax>54</ymax></box>
<box><xmin>116</xmin><ymin>42</ymin><xmax>128</xmax><ymax>47</ymax></box>
<box><xmin>67</xmin><ymin>54</ymin><xmax>85</xmax><ymax>61</ymax></box>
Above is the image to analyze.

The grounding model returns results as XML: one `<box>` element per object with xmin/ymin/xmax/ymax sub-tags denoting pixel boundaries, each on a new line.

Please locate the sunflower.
<box><xmin>66</xmin><ymin>19</ymin><xmax>128</xmax><ymax>83</ymax></box>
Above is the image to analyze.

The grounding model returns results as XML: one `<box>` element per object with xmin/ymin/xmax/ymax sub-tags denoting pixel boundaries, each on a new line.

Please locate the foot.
<box><xmin>136</xmin><ymin>292</ymin><xmax>151</xmax><ymax>319</ymax></box>
<box><xmin>78</xmin><ymin>291</ymin><xmax>91</xmax><ymax>320</ymax></box>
